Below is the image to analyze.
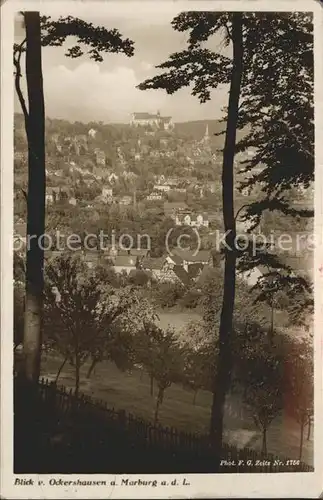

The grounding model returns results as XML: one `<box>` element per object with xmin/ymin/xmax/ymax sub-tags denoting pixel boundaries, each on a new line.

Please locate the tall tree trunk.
<box><xmin>193</xmin><ymin>389</ymin><xmax>198</xmax><ymax>405</ymax></box>
<box><xmin>150</xmin><ymin>373</ymin><xmax>154</xmax><ymax>396</ymax></box>
<box><xmin>210</xmin><ymin>13</ymin><xmax>244</xmax><ymax>456</ymax></box>
<box><xmin>23</xmin><ymin>12</ymin><xmax>46</xmax><ymax>383</ymax></box>
<box><xmin>262</xmin><ymin>427</ymin><xmax>267</xmax><ymax>455</ymax></box>
<box><xmin>154</xmin><ymin>387</ymin><xmax>164</xmax><ymax>425</ymax></box>
<box><xmin>55</xmin><ymin>356</ymin><xmax>67</xmax><ymax>383</ymax></box>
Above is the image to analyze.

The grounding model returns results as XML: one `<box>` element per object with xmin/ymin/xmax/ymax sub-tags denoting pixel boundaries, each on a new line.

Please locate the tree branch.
<box><xmin>257</xmin><ymin>109</ymin><xmax>314</xmax><ymax>161</ymax></box>
<box><xmin>234</xmin><ymin>203</ymin><xmax>250</xmax><ymax>222</ymax></box>
<box><xmin>224</xmin><ymin>22</ymin><xmax>232</xmax><ymax>42</ymax></box>
<box><xmin>13</xmin><ymin>39</ymin><xmax>29</xmax><ymax>135</ymax></box>
<box><xmin>20</xmin><ymin>188</ymin><xmax>27</xmax><ymax>201</ymax></box>
<box><xmin>278</xmin><ymin>118</ymin><xmax>314</xmax><ymax>160</ymax></box>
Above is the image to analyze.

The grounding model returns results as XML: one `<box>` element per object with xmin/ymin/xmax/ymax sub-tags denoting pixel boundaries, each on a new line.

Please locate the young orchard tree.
<box><xmin>133</xmin><ymin>320</ymin><xmax>160</xmax><ymax>397</ymax></box>
<box><xmin>285</xmin><ymin>337</ymin><xmax>314</xmax><ymax>461</ymax></box>
<box><xmin>286</xmin><ymin>288</ymin><xmax>314</xmax><ymax>331</ymax></box>
<box><xmin>242</xmin><ymin>347</ymin><xmax>284</xmax><ymax>454</ymax></box>
<box><xmin>44</xmin><ymin>254</ymin><xmax>142</xmax><ymax>396</ymax></box>
<box><xmin>199</xmin><ymin>266</ymin><xmax>225</xmax><ymax>337</ymax></box>
<box><xmin>183</xmin><ymin>344</ymin><xmax>216</xmax><ymax>405</ymax></box>
<box><xmin>136</xmin><ymin>322</ymin><xmax>184</xmax><ymax>424</ymax></box>
<box><xmin>14</xmin><ymin>12</ymin><xmax>134</xmax><ymax>382</ymax></box>
<box><xmin>237</xmin><ymin>242</ymin><xmax>313</xmax><ymax>341</ymax></box>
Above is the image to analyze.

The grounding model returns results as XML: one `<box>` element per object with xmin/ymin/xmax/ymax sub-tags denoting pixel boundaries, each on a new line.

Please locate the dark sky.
<box><xmin>14</xmin><ymin>4</ymin><xmax>230</xmax><ymax>123</ymax></box>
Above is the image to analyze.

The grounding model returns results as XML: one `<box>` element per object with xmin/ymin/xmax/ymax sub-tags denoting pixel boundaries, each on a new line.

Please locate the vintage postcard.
<box><xmin>1</xmin><ymin>0</ymin><xmax>322</xmax><ymax>498</ymax></box>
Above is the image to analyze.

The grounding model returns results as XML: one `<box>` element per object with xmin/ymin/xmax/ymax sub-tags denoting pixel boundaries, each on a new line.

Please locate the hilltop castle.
<box><xmin>130</xmin><ymin>111</ymin><xmax>174</xmax><ymax>131</ymax></box>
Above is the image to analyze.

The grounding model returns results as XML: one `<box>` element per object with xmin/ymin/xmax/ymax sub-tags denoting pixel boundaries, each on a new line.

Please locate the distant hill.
<box><xmin>175</xmin><ymin>119</ymin><xmax>247</xmax><ymax>149</ymax></box>
<box><xmin>14</xmin><ymin>113</ymin><xmax>247</xmax><ymax>152</ymax></box>
<box><xmin>175</xmin><ymin>119</ymin><xmax>225</xmax><ymax>140</ymax></box>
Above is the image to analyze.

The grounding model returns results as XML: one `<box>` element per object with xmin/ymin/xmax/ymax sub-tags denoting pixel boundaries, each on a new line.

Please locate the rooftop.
<box><xmin>167</xmin><ymin>254</ymin><xmax>184</xmax><ymax>266</ymax></box>
<box><xmin>130</xmin><ymin>249</ymin><xmax>149</xmax><ymax>258</ymax></box>
<box><xmin>172</xmin><ymin>248</ymin><xmax>211</xmax><ymax>263</ymax></box>
<box><xmin>187</xmin><ymin>263</ymin><xmax>204</xmax><ymax>279</ymax></box>
<box><xmin>173</xmin><ymin>265</ymin><xmax>191</xmax><ymax>286</ymax></box>
<box><xmin>142</xmin><ymin>256</ymin><xmax>166</xmax><ymax>271</ymax></box>
<box><xmin>114</xmin><ymin>256</ymin><xmax>137</xmax><ymax>267</ymax></box>
<box><xmin>47</xmin><ymin>187</ymin><xmax>61</xmax><ymax>194</ymax></box>
<box><xmin>133</xmin><ymin>112</ymin><xmax>159</xmax><ymax>120</ymax></box>
<box><xmin>132</xmin><ymin>112</ymin><xmax>172</xmax><ymax>121</ymax></box>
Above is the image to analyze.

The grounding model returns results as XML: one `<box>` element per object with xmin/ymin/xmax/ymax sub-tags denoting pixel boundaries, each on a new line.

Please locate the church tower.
<box><xmin>204</xmin><ymin>124</ymin><xmax>210</xmax><ymax>142</ymax></box>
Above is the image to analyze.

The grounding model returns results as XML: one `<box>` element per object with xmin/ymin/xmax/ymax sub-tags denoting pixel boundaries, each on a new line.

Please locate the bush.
<box><xmin>179</xmin><ymin>289</ymin><xmax>201</xmax><ymax>309</ymax></box>
<box><xmin>129</xmin><ymin>269</ymin><xmax>149</xmax><ymax>287</ymax></box>
<box><xmin>153</xmin><ymin>282</ymin><xmax>185</xmax><ymax>308</ymax></box>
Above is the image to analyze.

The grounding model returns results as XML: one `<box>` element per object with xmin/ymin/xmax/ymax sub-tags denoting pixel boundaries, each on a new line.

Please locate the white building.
<box><xmin>153</xmin><ymin>184</ymin><xmax>171</xmax><ymax>193</ymax></box>
<box><xmin>102</xmin><ymin>187</ymin><xmax>113</xmax><ymax>198</ymax></box>
<box><xmin>94</xmin><ymin>148</ymin><xmax>106</xmax><ymax>166</ymax></box>
<box><xmin>119</xmin><ymin>195</ymin><xmax>133</xmax><ymax>206</ymax></box>
<box><xmin>88</xmin><ymin>128</ymin><xmax>97</xmax><ymax>138</ymax></box>
<box><xmin>130</xmin><ymin>111</ymin><xmax>174</xmax><ymax>131</ymax></box>
<box><xmin>147</xmin><ymin>191</ymin><xmax>163</xmax><ymax>201</ymax></box>
<box><xmin>108</xmin><ymin>173</ymin><xmax>119</xmax><ymax>183</ymax></box>
<box><xmin>175</xmin><ymin>212</ymin><xmax>209</xmax><ymax>228</ymax></box>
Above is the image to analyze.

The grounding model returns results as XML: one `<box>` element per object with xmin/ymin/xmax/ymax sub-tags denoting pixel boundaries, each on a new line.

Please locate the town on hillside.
<box><xmin>11</xmin><ymin>8</ymin><xmax>316</xmax><ymax>484</ymax></box>
<box><xmin>14</xmin><ymin>112</ymin><xmax>313</xmax><ymax>288</ymax></box>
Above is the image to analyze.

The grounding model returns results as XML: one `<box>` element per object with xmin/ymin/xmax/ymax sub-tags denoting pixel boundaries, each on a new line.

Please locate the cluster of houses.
<box><xmin>130</xmin><ymin>121</ymin><xmax>216</xmax><ymax>167</ymax></box>
<box><xmin>41</xmin><ymin>245</ymin><xmax>275</xmax><ymax>289</ymax></box>
<box><xmin>15</xmin><ymin>217</ymin><xmax>312</xmax><ymax>290</ymax></box>
<box><xmin>44</xmin><ymin>181</ymin><xmax>215</xmax><ymax>228</ymax></box>
<box><xmin>45</xmin><ymin>185</ymin><xmax>135</xmax><ymax>208</ymax></box>
<box><xmin>43</xmin><ymin>245</ymin><xmax>216</xmax><ymax>289</ymax></box>
<box><xmin>146</xmin><ymin>174</ymin><xmax>218</xmax><ymax>203</ymax></box>
<box><xmin>163</xmin><ymin>202</ymin><xmax>216</xmax><ymax>228</ymax></box>
<box><xmin>51</xmin><ymin>133</ymin><xmax>89</xmax><ymax>156</ymax></box>
<box><xmin>45</xmin><ymin>187</ymin><xmax>77</xmax><ymax>206</ymax></box>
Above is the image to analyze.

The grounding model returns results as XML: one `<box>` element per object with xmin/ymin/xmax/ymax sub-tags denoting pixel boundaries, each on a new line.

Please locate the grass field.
<box><xmin>41</xmin><ymin>354</ymin><xmax>314</xmax><ymax>466</ymax></box>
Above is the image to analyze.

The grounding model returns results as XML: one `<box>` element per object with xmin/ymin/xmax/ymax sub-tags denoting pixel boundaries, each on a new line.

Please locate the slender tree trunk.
<box><xmin>262</xmin><ymin>427</ymin><xmax>267</xmax><ymax>455</ymax></box>
<box><xmin>154</xmin><ymin>387</ymin><xmax>164</xmax><ymax>425</ymax></box>
<box><xmin>86</xmin><ymin>358</ymin><xmax>98</xmax><ymax>379</ymax></box>
<box><xmin>269</xmin><ymin>296</ymin><xmax>274</xmax><ymax>342</ymax></box>
<box><xmin>75</xmin><ymin>355</ymin><xmax>80</xmax><ymax>397</ymax></box>
<box><xmin>150</xmin><ymin>373</ymin><xmax>154</xmax><ymax>396</ymax></box>
<box><xmin>307</xmin><ymin>414</ymin><xmax>312</xmax><ymax>441</ymax></box>
<box><xmin>23</xmin><ymin>12</ymin><xmax>46</xmax><ymax>383</ymax></box>
<box><xmin>299</xmin><ymin>417</ymin><xmax>305</xmax><ymax>461</ymax></box>
<box><xmin>55</xmin><ymin>356</ymin><xmax>67</xmax><ymax>383</ymax></box>
<box><xmin>210</xmin><ymin>14</ymin><xmax>244</xmax><ymax>456</ymax></box>
<box><xmin>193</xmin><ymin>389</ymin><xmax>198</xmax><ymax>406</ymax></box>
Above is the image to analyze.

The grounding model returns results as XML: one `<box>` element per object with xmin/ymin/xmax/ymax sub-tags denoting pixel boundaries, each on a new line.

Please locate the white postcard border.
<box><xmin>1</xmin><ymin>1</ymin><xmax>322</xmax><ymax>498</ymax></box>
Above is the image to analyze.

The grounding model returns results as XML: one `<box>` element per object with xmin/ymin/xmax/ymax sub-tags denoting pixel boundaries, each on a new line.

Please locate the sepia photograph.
<box><xmin>1</xmin><ymin>0</ymin><xmax>322</xmax><ymax>498</ymax></box>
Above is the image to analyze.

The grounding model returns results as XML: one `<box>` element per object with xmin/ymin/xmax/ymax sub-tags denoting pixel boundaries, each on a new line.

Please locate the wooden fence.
<box><xmin>14</xmin><ymin>376</ymin><xmax>314</xmax><ymax>474</ymax></box>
